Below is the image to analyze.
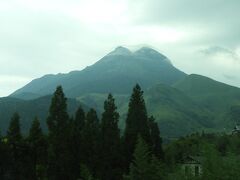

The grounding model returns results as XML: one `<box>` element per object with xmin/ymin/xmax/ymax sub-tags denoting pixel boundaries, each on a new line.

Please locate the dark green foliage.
<box><xmin>70</xmin><ymin>106</ymin><xmax>86</xmax><ymax>179</ymax></box>
<box><xmin>10</xmin><ymin>84</ymin><xmax>240</xmax><ymax>179</ymax></box>
<box><xmin>174</xmin><ymin>74</ymin><xmax>240</xmax><ymax>128</ymax></box>
<box><xmin>80</xmin><ymin>164</ymin><xmax>97</xmax><ymax>180</ymax></box>
<box><xmin>145</xmin><ymin>83</ymin><xmax>213</xmax><ymax>137</ymax></box>
<box><xmin>74</xmin><ymin>106</ymin><xmax>85</xmax><ymax>131</ymax></box>
<box><xmin>124</xmin><ymin>84</ymin><xmax>151</xmax><ymax>166</ymax></box>
<box><xmin>7</xmin><ymin>112</ymin><xmax>22</xmax><ymax>143</ymax></box>
<box><xmin>201</xmin><ymin>145</ymin><xmax>222</xmax><ymax>180</ymax></box>
<box><xmin>149</xmin><ymin>116</ymin><xmax>164</xmax><ymax>159</ymax></box>
<box><xmin>46</xmin><ymin>86</ymin><xmax>72</xmax><ymax>179</ymax></box>
<box><xmin>0</xmin><ymin>85</ymin><xmax>163</xmax><ymax>179</ymax></box>
<box><xmin>81</xmin><ymin>108</ymin><xmax>100</xmax><ymax>177</ymax></box>
<box><xmin>124</xmin><ymin>136</ymin><xmax>163</xmax><ymax>180</ymax></box>
<box><xmin>29</xmin><ymin>117</ymin><xmax>42</xmax><ymax>141</ymax></box>
<box><xmin>164</xmin><ymin>133</ymin><xmax>204</xmax><ymax>165</ymax></box>
<box><xmin>0</xmin><ymin>95</ymin><xmax>84</xmax><ymax>135</ymax></box>
<box><xmin>2</xmin><ymin>73</ymin><xmax>240</xmax><ymax>138</ymax></box>
<box><xmin>77</xmin><ymin>84</ymin><xmax>214</xmax><ymax>138</ymax></box>
<box><xmin>28</xmin><ymin>117</ymin><xmax>47</xmax><ymax>179</ymax></box>
<box><xmin>228</xmin><ymin>104</ymin><xmax>240</xmax><ymax>124</ymax></box>
<box><xmin>47</xmin><ymin>86</ymin><xmax>69</xmax><ymax>135</ymax></box>
<box><xmin>200</xmin><ymin>145</ymin><xmax>240</xmax><ymax>180</ymax></box>
<box><xmin>0</xmin><ymin>132</ymin><xmax>11</xmax><ymax>179</ymax></box>
<box><xmin>100</xmin><ymin>94</ymin><xmax>122</xmax><ymax>180</ymax></box>
<box><xmin>6</xmin><ymin>112</ymin><xmax>25</xmax><ymax>179</ymax></box>
<box><xmin>216</xmin><ymin>134</ymin><xmax>230</xmax><ymax>155</ymax></box>
<box><xmin>165</xmin><ymin>132</ymin><xmax>240</xmax><ymax>180</ymax></box>
<box><xmin>2</xmin><ymin>49</ymin><xmax>240</xmax><ymax>139</ymax></box>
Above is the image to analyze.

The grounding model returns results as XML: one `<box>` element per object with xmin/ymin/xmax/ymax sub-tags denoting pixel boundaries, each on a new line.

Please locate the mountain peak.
<box><xmin>107</xmin><ymin>46</ymin><xmax>132</xmax><ymax>56</ymax></box>
<box><xmin>134</xmin><ymin>47</ymin><xmax>165</xmax><ymax>56</ymax></box>
<box><xmin>134</xmin><ymin>46</ymin><xmax>171</xmax><ymax>64</ymax></box>
<box><xmin>136</xmin><ymin>46</ymin><xmax>157</xmax><ymax>52</ymax></box>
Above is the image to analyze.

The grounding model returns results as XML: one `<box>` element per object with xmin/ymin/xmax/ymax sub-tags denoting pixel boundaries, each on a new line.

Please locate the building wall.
<box><xmin>182</xmin><ymin>163</ymin><xmax>202</xmax><ymax>176</ymax></box>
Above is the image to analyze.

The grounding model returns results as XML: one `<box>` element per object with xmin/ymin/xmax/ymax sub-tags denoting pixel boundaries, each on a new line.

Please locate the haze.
<box><xmin>1</xmin><ymin>0</ymin><xmax>240</xmax><ymax>97</ymax></box>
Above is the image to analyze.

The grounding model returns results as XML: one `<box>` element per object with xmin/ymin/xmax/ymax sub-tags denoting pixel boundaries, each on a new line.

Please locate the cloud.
<box><xmin>0</xmin><ymin>75</ymin><xmax>30</xmax><ymax>97</ymax></box>
<box><xmin>191</xmin><ymin>46</ymin><xmax>240</xmax><ymax>88</ymax></box>
<box><xmin>130</xmin><ymin>0</ymin><xmax>240</xmax><ymax>27</ymax></box>
<box><xmin>0</xmin><ymin>0</ymin><xmax>240</xmax><ymax>96</ymax></box>
<box><xmin>128</xmin><ymin>0</ymin><xmax>240</xmax><ymax>48</ymax></box>
<box><xmin>223</xmin><ymin>74</ymin><xmax>238</xmax><ymax>81</ymax></box>
<box><xmin>200</xmin><ymin>46</ymin><xmax>240</xmax><ymax>61</ymax></box>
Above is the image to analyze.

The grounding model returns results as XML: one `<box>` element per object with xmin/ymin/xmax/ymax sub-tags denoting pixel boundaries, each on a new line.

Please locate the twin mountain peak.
<box><xmin>11</xmin><ymin>46</ymin><xmax>186</xmax><ymax>99</ymax></box>
<box><xmin>108</xmin><ymin>46</ymin><xmax>164</xmax><ymax>56</ymax></box>
<box><xmin>4</xmin><ymin>46</ymin><xmax>240</xmax><ymax>137</ymax></box>
<box><xmin>106</xmin><ymin>46</ymin><xmax>170</xmax><ymax>63</ymax></box>
<box><xmin>14</xmin><ymin>45</ymin><xmax>238</xmax><ymax>101</ymax></box>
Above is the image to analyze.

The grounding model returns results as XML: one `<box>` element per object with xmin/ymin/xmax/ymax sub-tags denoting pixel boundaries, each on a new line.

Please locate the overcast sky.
<box><xmin>0</xmin><ymin>0</ymin><xmax>240</xmax><ymax>97</ymax></box>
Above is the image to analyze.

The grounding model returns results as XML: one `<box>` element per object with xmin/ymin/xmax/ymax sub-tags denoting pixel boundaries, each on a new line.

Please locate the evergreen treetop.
<box><xmin>7</xmin><ymin>112</ymin><xmax>22</xmax><ymax>143</ymax></box>
<box><xmin>47</xmin><ymin>85</ymin><xmax>69</xmax><ymax>136</ymax></box>
<box><xmin>74</xmin><ymin>106</ymin><xmax>85</xmax><ymax>131</ymax></box>
<box><xmin>100</xmin><ymin>94</ymin><xmax>122</xmax><ymax>180</ymax></box>
<box><xmin>124</xmin><ymin>84</ymin><xmax>151</xmax><ymax>166</ymax></box>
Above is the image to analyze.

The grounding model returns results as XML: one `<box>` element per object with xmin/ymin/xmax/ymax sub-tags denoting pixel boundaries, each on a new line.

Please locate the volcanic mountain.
<box><xmin>2</xmin><ymin>46</ymin><xmax>240</xmax><ymax>137</ymax></box>
<box><xmin>11</xmin><ymin>46</ymin><xmax>186</xmax><ymax>99</ymax></box>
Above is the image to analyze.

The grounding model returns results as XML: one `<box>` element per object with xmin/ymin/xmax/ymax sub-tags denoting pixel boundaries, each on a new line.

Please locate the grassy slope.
<box><xmin>77</xmin><ymin>84</ymin><xmax>214</xmax><ymax>138</ymax></box>
<box><xmin>3</xmin><ymin>74</ymin><xmax>240</xmax><ymax>138</ymax></box>
<box><xmin>144</xmin><ymin>84</ymin><xmax>213</xmax><ymax>137</ymax></box>
<box><xmin>173</xmin><ymin>74</ymin><xmax>240</xmax><ymax>128</ymax></box>
<box><xmin>0</xmin><ymin>96</ymin><xmax>87</xmax><ymax>134</ymax></box>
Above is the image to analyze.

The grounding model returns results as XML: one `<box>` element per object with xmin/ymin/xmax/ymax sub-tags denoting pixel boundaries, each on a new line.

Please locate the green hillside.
<box><xmin>2</xmin><ymin>74</ymin><xmax>240</xmax><ymax>137</ymax></box>
<box><xmin>144</xmin><ymin>84</ymin><xmax>214</xmax><ymax>137</ymax></box>
<box><xmin>0</xmin><ymin>96</ymin><xmax>87</xmax><ymax>134</ymax></box>
<box><xmin>3</xmin><ymin>50</ymin><xmax>240</xmax><ymax>138</ymax></box>
<box><xmin>77</xmin><ymin>84</ymin><xmax>216</xmax><ymax>137</ymax></box>
<box><xmin>174</xmin><ymin>74</ymin><xmax>240</xmax><ymax>127</ymax></box>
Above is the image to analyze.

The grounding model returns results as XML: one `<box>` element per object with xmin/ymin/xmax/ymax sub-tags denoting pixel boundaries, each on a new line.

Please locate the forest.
<box><xmin>1</xmin><ymin>84</ymin><xmax>240</xmax><ymax>180</ymax></box>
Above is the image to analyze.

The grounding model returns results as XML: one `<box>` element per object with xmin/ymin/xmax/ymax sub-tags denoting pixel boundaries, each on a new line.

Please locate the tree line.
<box><xmin>2</xmin><ymin>84</ymin><xmax>240</xmax><ymax>180</ymax></box>
<box><xmin>0</xmin><ymin>84</ymin><xmax>164</xmax><ymax>180</ymax></box>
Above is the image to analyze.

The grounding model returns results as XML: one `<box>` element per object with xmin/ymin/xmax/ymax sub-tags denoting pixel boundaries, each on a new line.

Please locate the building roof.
<box><xmin>180</xmin><ymin>155</ymin><xmax>202</xmax><ymax>165</ymax></box>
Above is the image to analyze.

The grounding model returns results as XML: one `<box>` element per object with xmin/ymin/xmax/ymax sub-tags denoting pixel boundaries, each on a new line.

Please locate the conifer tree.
<box><xmin>7</xmin><ymin>112</ymin><xmax>23</xmax><ymax>179</ymax></box>
<box><xmin>100</xmin><ymin>94</ymin><xmax>122</xmax><ymax>180</ymax></box>
<box><xmin>0</xmin><ymin>131</ymin><xmax>11</xmax><ymax>179</ymax></box>
<box><xmin>127</xmin><ymin>136</ymin><xmax>152</xmax><ymax>180</ymax></box>
<box><xmin>124</xmin><ymin>136</ymin><xmax>163</xmax><ymax>180</ymax></box>
<box><xmin>80</xmin><ymin>164</ymin><xmax>96</xmax><ymax>180</ymax></box>
<box><xmin>123</xmin><ymin>84</ymin><xmax>151</xmax><ymax>166</ymax></box>
<box><xmin>28</xmin><ymin>117</ymin><xmax>47</xmax><ymax>180</ymax></box>
<box><xmin>47</xmin><ymin>86</ymin><xmax>69</xmax><ymax>136</ymax></box>
<box><xmin>7</xmin><ymin>112</ymin><xmax>22</xmax><ymax>144</ymax></box>
<box><xmin>70</xmin><ymin>106</ymin><xmax>86</xmax><ymax>179</ymax></box>
<box><xmin>46</xmin><ymin>86</ymin><xmax>72</xmax><ymax>179</ymax></box>
<box><xmin>149</xmin><ymin>116</ymin><xmax>164</xmax><ymax>160</ymax></box>
<box><xmin>74</xmin><ymin>106</ymin><xmax>85</xmax><ymax>132</ymax></box>
<box><xmin>81</xmin><ymin>108</ymin><xmax>100</xmax><ymax>178</ymax></box>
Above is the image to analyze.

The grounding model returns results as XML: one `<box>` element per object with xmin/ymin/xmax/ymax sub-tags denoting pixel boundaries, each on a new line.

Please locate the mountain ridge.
<box><xmin>0</xmin><ymin>95</ymin><xmax>88</xmax><ymax>134</ymax></box>
<box><xmin>10</xmin><ymin>46</ymin><xmax>186</xmax><ymax>99</ymax></box>
<box><xmin>2</xmin><ymin>46</ymin><xmax>240</xmax><ymax>137</ymax></box>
